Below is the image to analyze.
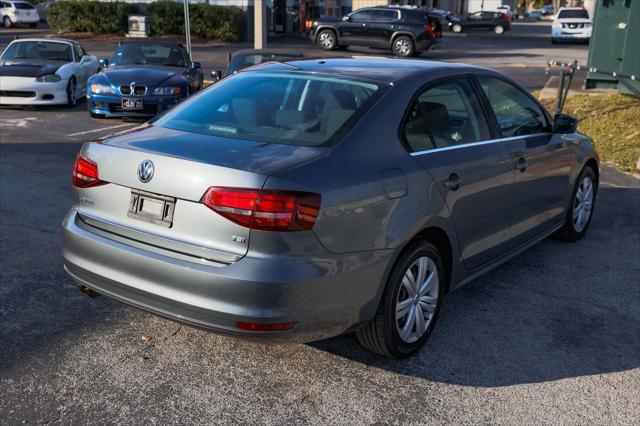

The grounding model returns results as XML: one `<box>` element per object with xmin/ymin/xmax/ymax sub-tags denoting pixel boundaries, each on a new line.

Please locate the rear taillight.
<box><xmin>72</xmin><ymin>154</ymin><xmax>106</xmax><ymax>188</ymax></box>
<box><xmin>202</xmin><ymin>187</ymin><xmax>321</xmax><ymax>231</ymax></box>
<box><xmin>424</xmin><ymin>23</ymin><xmax>435</xmax><ymax>34</ymax></box>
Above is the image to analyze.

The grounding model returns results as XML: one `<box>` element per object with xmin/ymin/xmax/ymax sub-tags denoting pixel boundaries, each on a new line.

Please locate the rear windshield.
<box><xmin>153</xmin><ymin>72</ymin><xmax>383</xmax><ymax>147</ymax></box>
<box><xmin>13</xmin><ymin>2</ymin><xmax>34</xmax><ymax>9</ymax></box>
<box><xmin>558</xmin><ymin>9</ymin><xmax>589</xmax><ymax>19</ymax></box>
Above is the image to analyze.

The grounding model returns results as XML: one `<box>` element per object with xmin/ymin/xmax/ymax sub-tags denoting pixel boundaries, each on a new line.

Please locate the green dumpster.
<box><xmin>586</xmin><ymin>0</ymin><xmax>639</xmax><ymax>95</ymax></box>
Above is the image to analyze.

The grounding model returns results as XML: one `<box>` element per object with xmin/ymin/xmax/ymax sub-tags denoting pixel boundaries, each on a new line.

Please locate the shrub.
<box><xmin>147</xmin><ymin>0</ymin><xmax>245</xmax><ymax>42</ymax></box>
<box><xmin>48</xmin><ymin>1</ymin><xmax>133</xmax><ymax>35</ymax></box>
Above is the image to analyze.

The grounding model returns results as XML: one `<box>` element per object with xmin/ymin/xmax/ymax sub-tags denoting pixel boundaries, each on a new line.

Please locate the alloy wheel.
<box><xmin>573</xmin><ymin>176</ymin><xmax>594</xmax><ymax>233</ymax></box>
<box><xmin>394</xmin><ymin>38</ymin><xmax>412</xmax><ymax>56</ymax></box>
<box><xmin>318</xmin><ymin>31</ymin><xmax>335</xmax><ymax>49</ymax></box>
<box><xmin>494</xmin><ymin>25</ymin><xmax>504</xmax><ymax>34</ymax></box>
<box><xmin>67</xmin><ymin>78</ymin><xmax>77</xmax><ymax>106</ymax></box>
<box><xmin>395</xmin><ymin>256</ymin><xmax>439</xmax><ymax>343</ymax></box>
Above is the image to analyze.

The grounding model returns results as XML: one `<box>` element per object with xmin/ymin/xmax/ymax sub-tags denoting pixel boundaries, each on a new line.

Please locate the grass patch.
<box><xmin>539</xmin><ymin>93</ymin><xmax>640</xmax><ymax>173</ymax></box>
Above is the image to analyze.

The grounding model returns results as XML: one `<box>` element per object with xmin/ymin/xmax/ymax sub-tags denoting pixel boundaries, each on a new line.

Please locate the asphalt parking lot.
<box><xmin>1</xmin><ymin>25</ymin><xmax>639</xmax><ymax>424</ymax></box>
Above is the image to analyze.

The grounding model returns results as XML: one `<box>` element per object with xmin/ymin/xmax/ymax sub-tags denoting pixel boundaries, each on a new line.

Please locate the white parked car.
<box><xmin>551</xmin><ymin>7</ymin><xmax>592</xmax><ymax>44</ymax></box>
<box><xmin>1</xmin><ymin>1</ymin><xmax>39</xmax><ymax>28</ymax></box>
<box><xmin>0</xmin><ymin>38</ymin><xmax>100</xmax><ymax>106</ymax></box>
<box><xmin>496</xmin><ymin>5</ymin><xmax>514</xmax><ymax>20</ymax></box>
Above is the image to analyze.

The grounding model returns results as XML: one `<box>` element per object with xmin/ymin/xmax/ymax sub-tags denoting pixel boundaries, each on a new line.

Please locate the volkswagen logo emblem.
<box><xmin>137</xmin><ymin>160</ymin><xmax>154</xmax><ymax>183</ymax></box>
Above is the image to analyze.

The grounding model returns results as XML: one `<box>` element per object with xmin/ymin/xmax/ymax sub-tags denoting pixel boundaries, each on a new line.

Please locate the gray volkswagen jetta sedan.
<box><xmin>62</xmin><ymin>57</ymin><xmax>599</xmax><ymax>358</ymax></box>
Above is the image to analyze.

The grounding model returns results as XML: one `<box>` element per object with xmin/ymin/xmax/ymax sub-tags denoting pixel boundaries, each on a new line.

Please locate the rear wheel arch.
<box><xmin>413</xmin><ymin>227</ymin><xmax>453</xmax><ymax>294</ymax></box>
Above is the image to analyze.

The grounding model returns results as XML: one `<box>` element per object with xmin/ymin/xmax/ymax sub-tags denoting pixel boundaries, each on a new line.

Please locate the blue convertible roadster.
<box><xmin>87</xmin><ymin>42</ymin><xmax>203</xmax><ymax>118</ymax></box>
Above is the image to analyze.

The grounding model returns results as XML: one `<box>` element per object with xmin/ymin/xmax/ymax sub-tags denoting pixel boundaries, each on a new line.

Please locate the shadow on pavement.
<box><xmin>0</xmin><ymin>142</ymin><xmax>127</xmax><ymax>374</ymax></box>
<box><xmin>313</xmin><ymin>180</ymin><xmax>640</xmax><ymax>387</ymax></box>
<box><xmin>1</xmin><ymin>143</ymin><xmax>638</xmax><ymax>389</ymax></box>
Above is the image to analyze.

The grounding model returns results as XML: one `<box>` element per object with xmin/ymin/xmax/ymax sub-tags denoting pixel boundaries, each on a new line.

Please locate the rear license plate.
<box><xmin>127</xmin><ymin>189</ymin><xmax>175</xmax><ymax>227</ymax></box>
<box><xmin>122</xmin><ymin>97</ymin><xmax>143</xmax><ymax>110</ymax></box>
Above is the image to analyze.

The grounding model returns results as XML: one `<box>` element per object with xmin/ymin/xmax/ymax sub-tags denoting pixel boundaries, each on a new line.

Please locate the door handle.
<box><xmin>515</xmin><ymin>157</ymin><xmax>528</xmax><ymax>172</ymax></box>
<box><xmin>443</xmin><ymin>173</ymin><xmax>462</xmax><ymax>191</ymax></box>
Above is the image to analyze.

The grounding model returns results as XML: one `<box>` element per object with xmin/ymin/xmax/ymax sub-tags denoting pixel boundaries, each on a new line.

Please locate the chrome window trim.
<box><xmin>409</xmin><ymin>132</ymin><xmax>553</xmax><ymax>157</ymax></box>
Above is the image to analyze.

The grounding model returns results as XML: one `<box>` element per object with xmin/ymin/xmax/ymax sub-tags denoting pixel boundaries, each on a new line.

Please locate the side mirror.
<box><xmin>211</xmin><ymin>70</ymin><xmax>222</xmax><ymax>81</ymax></box>
<box><xmin>192</xmin><ymin>61</ymin><xmax>201</xmax><ymax>69</ymax></box>
<box><xmin>342</xmin><ymin>15</ymin><xmax>351</xmax><ymax>22</ymax></box>
<box><xmin>98</xmin><ymin>58</ymin><xmax>109</xmax><ymax>67</ymax></box>
<box><xmin>81</xmin><ymin>55</ymin><xmax>92</xmax><ymax>63</ymax></box>
<box><xmin>553</xmin><ymin>113</ymin><xmax>578</xmax><ymax>133</ymax></box>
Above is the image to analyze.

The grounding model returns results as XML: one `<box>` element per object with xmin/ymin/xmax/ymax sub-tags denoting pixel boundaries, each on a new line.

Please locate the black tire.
<box><xmin>555</xmin><ymin>165</ymin><xmax>597</xmax><ymax>242</ymax></box>
<box><xmin>356</xmin><ymin>239</ymin><xmax>445</xmax><ymax>358</ymax></box>
<box><xmin>551</xmin><ymin>38</ymin><xmax>557</xmax><ymax>44</ymax></box>
<box><xmin>391</xmin><ymin>35</ymin><xmax>415</xmax><ymax>57</ymax></box>
<box><xmin>90</xmin><ymin>112</ymin><xmax>105</xmax><ymax>119</ymax></box>
<box><xmin>3</xmin><ymin>16</ymin><xmax>12</xmax><ymax>28</ymax></box>
<box><xmin>66</xmin><ymin>77</ymin><xmax>77</xmax><ymax>107</ymax></box>
<box><xmin>317</xmin><ymin>29</ymin><xmax>337</xmax><ymax>50</ymax></box>
<box><xmin>29</xmin><ymin>22</ymin><xmax>37</xmax><ymax>28</ymax></box>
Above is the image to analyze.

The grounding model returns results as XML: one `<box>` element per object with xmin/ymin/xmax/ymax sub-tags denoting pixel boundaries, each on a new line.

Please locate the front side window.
<box><xmin>154</xmin><ymin>72</ymin><xmax>383</xmax><ymax>147</ymax></box>
<box><xmin>373</xmin><ymin>10</ymin><xmax>398</xmax><ymax>22</ymax></box>
<box><xmin>73</xmin><ymin>43</ymin><xmax>83</xmax><ymax>62</ymax></box>
<box><xmin>478</xmin><ymin>77</ymin><xmax>549</xmax><ymax>138</ymax></box>
<box><xmin>402</xmin><ymin>78</ymin><xmax>491</xmax><ymax>152</ymax></box>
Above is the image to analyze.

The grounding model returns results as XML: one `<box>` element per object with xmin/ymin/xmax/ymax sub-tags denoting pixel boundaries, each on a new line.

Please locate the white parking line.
<box><xmin>67</xmin><ymin>123</ymin><xmax>136</xmax><ymax>138</ymax></box>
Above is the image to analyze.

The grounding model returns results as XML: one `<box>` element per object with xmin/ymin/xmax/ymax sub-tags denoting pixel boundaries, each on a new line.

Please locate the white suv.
<box><xmin>1</xmin><ymin>1</ymin><xmax>39</xmax><ymax>28</ymax></box>
<box><xmin>551</xmin><ymin>7</ymin><xmax>592</xmax><ymax>44</ymax></box>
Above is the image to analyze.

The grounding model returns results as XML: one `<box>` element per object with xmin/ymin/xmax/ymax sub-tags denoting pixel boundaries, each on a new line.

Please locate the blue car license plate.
<box><xmin>122</xmin><ymin>98</ymin><xmax>143</xmax><ymax>110</ymax></box>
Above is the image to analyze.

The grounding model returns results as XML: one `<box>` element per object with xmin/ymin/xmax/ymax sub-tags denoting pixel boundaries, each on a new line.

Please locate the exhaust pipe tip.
<box><xmin>78</xmin><ymin>284</ymin><xmax>100</xmax><ymax>299</ymax></box>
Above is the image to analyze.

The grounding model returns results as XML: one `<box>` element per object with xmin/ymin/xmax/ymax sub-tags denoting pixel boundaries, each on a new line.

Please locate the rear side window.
<box><xmin>402</xmin><ymin>77</ymin><xmax>492</xmax><ymax>152</ymax></box>
<box><xmin>373</xmin><ymin>9</ymin><xmax>398</xmax><ymax>22</ymax></box>
<box><xmin>14</xmin><ymin>2</ymin><xmax>34</xmax><ymax>9</ymax></box>
<box><xmin>154</xmin><ymin>72</ymin><xmax>383</xmax><ymax>147</ymax></box>
<box><xmin>478</xmin><ymin>77</ymin><xmax>549</xmax><ymax>137</ymax></box>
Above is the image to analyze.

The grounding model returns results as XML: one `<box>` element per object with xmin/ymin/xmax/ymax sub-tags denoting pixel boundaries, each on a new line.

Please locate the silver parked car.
<box><xmin>62</xmin><ymin>58</ymin><xmax>599</xmax><ymax>358</ymax></box>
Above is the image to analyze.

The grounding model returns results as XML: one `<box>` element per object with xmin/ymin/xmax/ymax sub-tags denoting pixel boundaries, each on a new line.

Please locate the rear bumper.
<box><xmin>87</xmin><ymin>93</ymin><xmax>184</xmax><ymax>117</ymax></box>
<box><xmin>62</xmin><ymin>208</ymin><xmax>392</xmax><ymax>343</ymax></box>
<box><xmin>416</xmin><ymin>38</ymin><xmax>441</xmax><ymax>52</ymax></box>
<box><xmin>9</xmin><ymin>15</ymin><xmax>39</xmax><ymax>24</ymax></box>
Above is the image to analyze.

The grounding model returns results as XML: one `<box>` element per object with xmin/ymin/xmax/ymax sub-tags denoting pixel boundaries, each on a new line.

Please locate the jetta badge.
<box><xmin>137</xmin><ymin>160</ymin><xmax>154</xmax><ymax>183</ymax></box>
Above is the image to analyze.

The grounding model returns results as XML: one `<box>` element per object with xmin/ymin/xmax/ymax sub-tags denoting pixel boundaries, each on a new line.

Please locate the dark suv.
<box><xmin>310</xmin><ymin>7</ymin><xmax>442</xmax><ymax>57</ymax></box>
<box><xmin>455</xmin><ymin>11</ymin><xmax>511</xmax><ymax>34</ymax></box>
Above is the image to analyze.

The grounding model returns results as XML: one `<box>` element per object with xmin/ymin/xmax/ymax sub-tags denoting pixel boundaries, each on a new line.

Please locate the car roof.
<box><xmin>245</xmin><ymin>57</ymin><xmax>486</xmax><ymax>84</ymax></box>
